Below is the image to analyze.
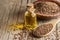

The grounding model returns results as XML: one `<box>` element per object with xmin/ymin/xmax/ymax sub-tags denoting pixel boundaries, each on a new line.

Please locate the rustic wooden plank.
<box><xmin>55</xmin><ymin>21</ymin><xmax>60</xmax><ymax>40</ymax></box>
<box><xmin>31</xmin><ymin>0</ymin><xmax>36</xmax><ymax>3</ymax></box>
<box><xmin>0</xmin><ymin>4</ymin><xmax>6</xmax><ymax>38</ymax></box>
<box><xmin>0</xmin><ymin>0</ymin><xmax>14</xmax><ymax>40</ymax></box>
<box><xmin>0</xmin><ymin>0</ymin><xmax>20</xmax><ymax>40</ymax></box>
<box><xmin>6</xmin><ymin>0</ymin><xmax>22</xmax><ymax>40</ymax></box>
<box><xmin>17</xmin><ymin>0</ymin><xmax>23</xmax><ymax>23</ymax></box>
<box><xmin>0</xmin><ymin>0</ymin><xmax>11</xmax><ymax>39</ymax></box>
<box><xmin>0</xmin><ymin>0</ymin><xmax>59</xmax><ymax>40</ymax></box>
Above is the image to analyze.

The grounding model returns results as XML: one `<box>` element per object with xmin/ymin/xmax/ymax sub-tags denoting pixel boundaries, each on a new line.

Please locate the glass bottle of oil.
<box><xmin>24</xmin><ymin>6</ymin><xmax>37</xmax><ymax>30</ymax></box>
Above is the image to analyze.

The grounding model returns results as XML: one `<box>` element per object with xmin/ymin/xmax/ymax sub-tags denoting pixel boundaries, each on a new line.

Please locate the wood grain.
<box><xmin>0</xmin><ymin>0</ymin><xmax>60</xmax><ymax>40</ymax></box>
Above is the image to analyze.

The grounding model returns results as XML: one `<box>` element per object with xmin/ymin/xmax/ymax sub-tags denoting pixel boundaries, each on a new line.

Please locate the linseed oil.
<box><xmin>24</xmin><ymin>10</ymin><xmax>37</xmax><ymax>30</ymax></box>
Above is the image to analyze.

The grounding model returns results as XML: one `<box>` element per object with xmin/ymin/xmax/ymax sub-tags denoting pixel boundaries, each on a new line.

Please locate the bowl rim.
<box><xmin>33</xmin><ymin>1</ymin><xmax>60</xmax><ymax>18</ymax></box>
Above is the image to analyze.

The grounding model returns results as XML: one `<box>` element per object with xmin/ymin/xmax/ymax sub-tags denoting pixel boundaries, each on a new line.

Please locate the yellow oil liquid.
<box><xmin>24</xmin><ymin>11</ymin><xmax>37</xmax><ymax>30</ymax></box>
<box><xmin>9</xmin><ymin>23</ymin><xmax>24</xmax><ymax>30</ymax></box>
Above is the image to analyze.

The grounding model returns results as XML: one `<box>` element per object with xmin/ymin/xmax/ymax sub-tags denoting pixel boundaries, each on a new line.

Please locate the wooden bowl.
<box><xmin>32</xmin><ymin>18</ymin><xmax>60</xmax><ymax>37</ymax></box>
<box><xmin>27</xmin><ymin>1</ymin><xmax>60</xmax><ymax>20</ymax></box>
<box><xmin>34</xmin><ymin>1</ymin><xmax>60</xmax><ymax>19</ymax></box>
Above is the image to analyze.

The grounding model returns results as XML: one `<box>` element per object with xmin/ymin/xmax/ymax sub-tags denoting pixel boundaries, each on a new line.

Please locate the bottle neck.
<box><xmin>27</xmin><ymin>8</ymin><xmax>35</xmax><ymax>14</ymax></box>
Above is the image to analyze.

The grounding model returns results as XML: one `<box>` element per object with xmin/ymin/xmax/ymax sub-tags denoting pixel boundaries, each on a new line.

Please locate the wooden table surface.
<box><xmin>0</xmin><ymin>0</ymin><xmax>60</xmax><ymax>40</ymax></box>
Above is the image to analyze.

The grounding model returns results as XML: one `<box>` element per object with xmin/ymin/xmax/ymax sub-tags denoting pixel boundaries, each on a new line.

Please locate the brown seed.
<box><xmin>34</xmin><ymin>1</ymin><xmax>60</xmax><ymax>14</ymax></box>
<box><xmin>32</xmin><ymin>23</ymin><xmax>53</xmax><ymax>37</ymax></box>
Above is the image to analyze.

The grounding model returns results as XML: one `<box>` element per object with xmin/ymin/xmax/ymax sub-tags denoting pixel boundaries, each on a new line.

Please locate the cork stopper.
<box><xmin>27</xmin><ymin>3</ymin><xmax>35</xmax><ymax>12</ymax></box>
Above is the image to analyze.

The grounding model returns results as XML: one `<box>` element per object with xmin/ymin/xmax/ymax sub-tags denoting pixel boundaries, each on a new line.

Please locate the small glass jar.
<box><xmin>24</xmin><ymin>4</ymin><xmax>37</xmax><ymax>30</ymax></box>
